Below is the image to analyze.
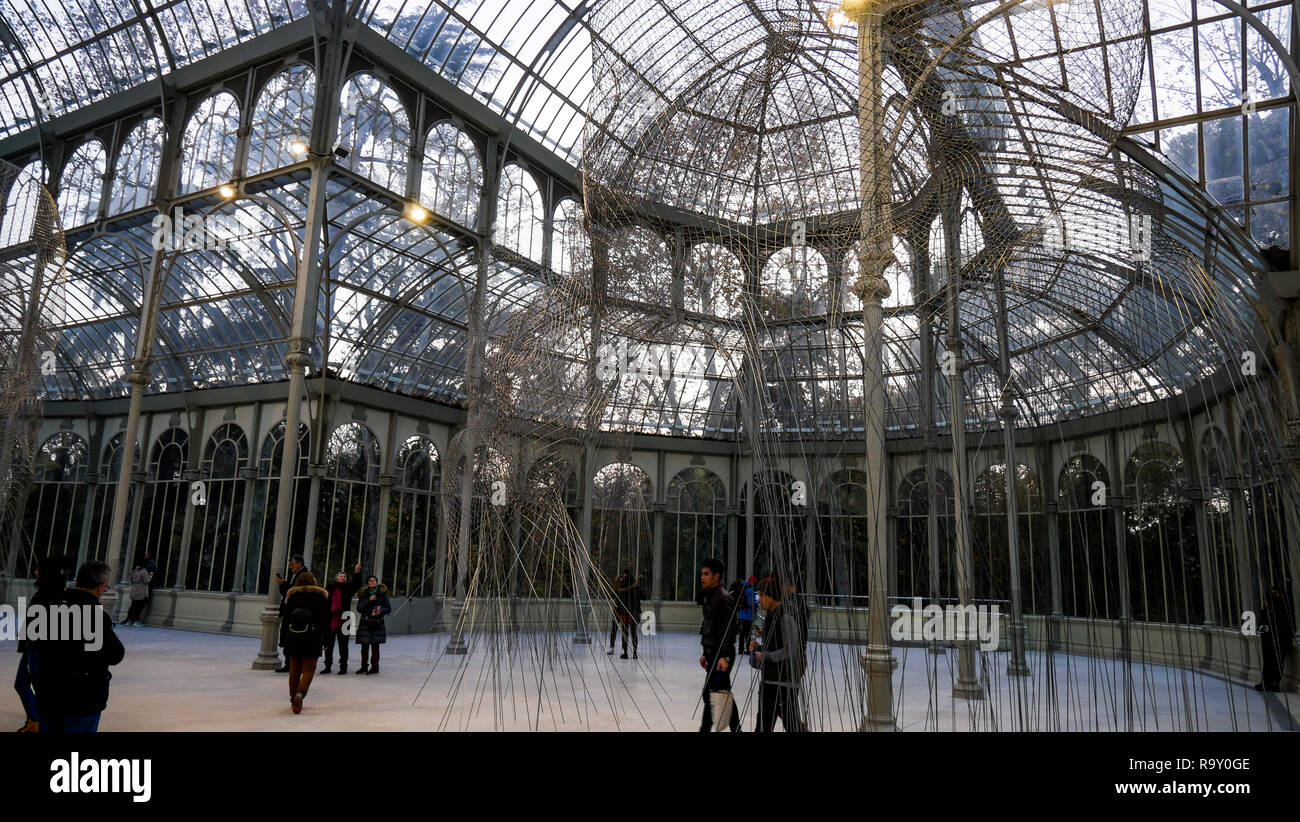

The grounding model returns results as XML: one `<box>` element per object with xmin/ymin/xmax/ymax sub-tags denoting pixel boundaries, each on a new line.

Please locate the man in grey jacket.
<box><xmin>749</xmin><ymin>577</ymin><xmax>805</xmax><ymax>732</ymax></box>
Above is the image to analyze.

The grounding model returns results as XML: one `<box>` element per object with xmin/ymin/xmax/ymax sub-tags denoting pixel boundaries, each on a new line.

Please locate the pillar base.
<box><xmin>1008</xmin><ymin>620</ymin><xmax>1031</xmax><ymax>676</ymax></box>
<box><xmin>251</xmin><ymin>605</ymin><xmax>282</xmax><ymax>670</ymax></box>
<box><xmin>859</xmin><ymin>644</ymin><xmax>897</xmax><ymax>731</ymax></box>
<box><xmin>444</xmin><ymin>598</ymin><xmax>469</xmax><ymax>654</ymax></box>
<box><xmin>953</xmin><ymin>679</ymin><xmax>985</xmax><ymax>700</ymax></box>
<box><xmin>572</xmin><ymin>597</ymin><xmax>592</xmax><ymax>644</ymax></box>
<box><xmin>100</xmin><ymin>586</ymin><xmax>125</xmax><ymax>623</ymax></box>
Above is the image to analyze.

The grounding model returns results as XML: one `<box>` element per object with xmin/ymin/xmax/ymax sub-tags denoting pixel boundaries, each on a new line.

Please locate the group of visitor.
<box><xmin>274</xmin><ymin>555</ymin><xmax>392</xmax><ymax>715</ymax></box>
<box><xmin>696</xmin><ymin>558</ymin><xmax>808</xmax><ymax>732</ymax></box>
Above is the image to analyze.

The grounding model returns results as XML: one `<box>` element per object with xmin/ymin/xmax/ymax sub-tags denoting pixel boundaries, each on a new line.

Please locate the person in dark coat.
<box><xmin>354</xmin><ymin>574</ymin><xmax>392</xmax><ymax>675</ymax></box>
<box><xmin>281</xmin><ymin>572</ymin><xmax>330</xmax><ymax>714</ymax></box>
<box><xmin>749</xmin><ymin>577</ymin><xmax>805</xmax><ymax>732</ymax></box>
<box><xmin>14</xmin><ymin>556</ymin><xmax>66</xmax><ymax>732</ymax></box>
<box><xmin>608</xmin><ymin>570</ymin><xmax>644</xmax><ymax>659</ymax></box>
<box><xmin>1256</xmin><ymin>585</ymin><xmax>1295</xmax><ymax>692</ymax></box>
<box><xmin>273</xmin><ymin>554</ymin><xmax>308</xmax><ymax>673</ymax></box>
<box><xmin>697</xmin><ymin>558</ymin><xmax>741</xmax><ymax>732</ymax></box>
<box><xmin>34</xmin><ymin>561</ymin><xmax>126</xmax><ymax>733</ymax></box>
<box><xmin>322</xmin><ymin>563</ymin><xmax>363</xmax><ymax>674</ymax></box>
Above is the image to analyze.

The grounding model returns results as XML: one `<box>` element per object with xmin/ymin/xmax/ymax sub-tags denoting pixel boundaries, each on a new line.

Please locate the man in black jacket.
<box><xmin>273</xmin><ymin>554</ymin><xmax>307</xmax><ymax>673</ymax></box>
<box><xmin>697</xmin><ymin>558</ymin><xmax>741</xmax><ymax>732</ymax></box>
<box><xmin>750</xmin><ymin>577</ymin><xmax>805</xmax><ymax>732</ymax></box>
<box><xmin>34</xmin><ymin>561</ymin><xmax>126</xmax><ymax>733</ymax></box>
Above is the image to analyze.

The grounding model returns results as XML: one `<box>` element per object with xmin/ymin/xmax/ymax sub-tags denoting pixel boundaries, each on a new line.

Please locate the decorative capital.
<box><xmin>850</xmin><ymin>272</ymin><xmax>892</xmax><ymax>304</ymax></box>
<box><xmin>126</xmin><ymin>370</ymin><xmax>150</xmax><ymax>387</ymax></box>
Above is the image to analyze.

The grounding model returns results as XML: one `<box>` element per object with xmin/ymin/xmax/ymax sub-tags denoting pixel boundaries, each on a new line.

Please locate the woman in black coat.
<box><xmin>281</xmin><ymin>572</ymin><xmax>330</xmax><ymax>713</ymax></box>
<box><xmin>354</xmin><ymin>574</ymin><xmax>392</xmax><ymax>675</ymax></box>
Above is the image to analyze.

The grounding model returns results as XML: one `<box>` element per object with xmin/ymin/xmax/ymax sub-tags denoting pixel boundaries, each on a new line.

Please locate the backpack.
<box><xmin>287</xmin><ymin>606</ymin><xmax>315</xmax><ymax>636</ymax></box>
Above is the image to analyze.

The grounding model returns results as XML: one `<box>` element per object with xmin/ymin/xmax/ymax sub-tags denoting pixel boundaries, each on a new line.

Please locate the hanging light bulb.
<box><xmin>288</xmin><ymin>137</ymin><xmax>309</xmax><ymax>158</ymax></box>
<box><xmin>218</xmin><ymin>183</ymin><xmax>237</xmax><ymax>199</ymax></box>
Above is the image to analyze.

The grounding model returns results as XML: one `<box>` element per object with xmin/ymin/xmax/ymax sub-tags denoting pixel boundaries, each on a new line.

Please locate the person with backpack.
<box><xmin>735</xmin><ymin>575</ymin><xmax>757</xmax><ymax>656</ymax></box>
<box><xmin>354</xmin><ymin>573</ymin><xmax>392</xmax><ymax>675</ymax></box>
<box><xmin>697</xmin><ymin>558</ymin><xmax>741</xmax><ymax>732</ymax></box>
<box><xmin>281</xmin><ymin>572</ymin><xmax>329</xmax><ymax>714</ymax></box>
<box><xmin>749</xmin><ymin>577</ymin><xmax>805</xmax><ymax>732</ymax></box>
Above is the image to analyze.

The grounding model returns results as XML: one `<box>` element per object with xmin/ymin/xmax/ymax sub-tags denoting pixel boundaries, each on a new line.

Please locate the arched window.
<box><xmin>185</xmin><ymin>423</ymin><xmax>249</xmax><ymax>591</ymax></box>
<box><xmin>1058</xmin><ymin>453</ymin><xmax>1118</xmax><ymax>619</ymax></box>
<box><xmin>421</xmin><ymin>123</ymin><xmax>481</xmax><ymax>227</ymax></box>
<box><xmin>665</xmin><ymin>467</ymin><xmax>727</xmax><ymax>601</ymax></box>
<box><xmin>893</xmin><ymin>466</ymin><xmax>955</xmax><ymax>602</ymax></box>
<box><xmin>20</xmin><ymin>432</ymin><xmax>89</xmax><ymax>577</ymax></box>
<box><xmin>137</xmin><ymin>427</ymin><xmax>190</xmax><ymax>586</ymax></box>
<box><xmin>384</xmin><ymin>436</ymin><xmax>440</xmax><ymax>598</ymax></box>
<box><xmin>1200</xmin><ymin>428</ymin><xmax>1236</xmax><ymax>626</ymax></box>
<box><xmin>844</xmin><ymin>236</ymin><xmax>912</xmax><ymax>311</ymax></box>
<box><xmin>180</xmin><ymin>92</ymin><xmax>241</xmax><ymax>193</ymax></box>
<box><xmin>1123</xmin><ymin>441</ymin><xmax>1199</xmax><ymax>624</ymax></box>
<box><xmin>57</xmin><ymin>141</ymin><xmax>106</xmax><ymax>228</ymax></box>
<box><xmin>519</xmin><ymin>454</ymin><xmax>580</xmax><ymax>597</ymax></box>
<box><xmin>1239</xmin><ymin>424</ymin><xmax>1290</xmax><ymax>604</ymax></box>
<box><xmin>87</xmin><ymin>432</ymin><xmax>140</xmax><ymax>564</ymax></box>
<box><xmin>750</xmin><ymin>469</ymin><xmax>806</xmax><ymax>587</ymax></box>
<box><xmin>607</xmin><ymin>225</ymin><xmax>672</xmax><ymax>304</ymax></box>
<box><xmin>684</xmin><ymin>242</ymin><xmax>744</xmax><ymax>318</ymax></box>
<box><xmin>109</xmin><ymin>117</ymin><xmax>165</xmax><ymax>214</ymax></box>
<box><xmin>496</xmin><ymin>163</ymin><xmax>544</xmax><ymax>261</ymax></box>
<box><xmin>245</xmin><ymin>422</ymin><xmax>310</xmax><ymax>594</ymax></box>
<box><xmin>315</xmin><ymin>422</ymin><xmax>382</xmax><ymax>583</ymax></box>
<box><xmin>973</xmin><ymin>462</ymin><xmax>1048</xmax><ymax>614</ymax></box>
<box><xmin>760</xmin><ymin>246</ymin><xmax>829</xmax><ymax>320</ymax></box>
<box><xmin>444</xmin><ymin>445</ymin><xmax>514</xmax><ymax>596</ymax></box>
<box><xmin>247</xmin><ymin>65</ymin><xmax>316</xmax><ymax>175</ymax></box>
<box><xmin>1</xmin><ymin>160</ymin><xmax>44</xmax><ymax>248</ymax></box>
<box><xmin>592</xmin><ymin>463</ymin><xmax>653</xmax><ymax>587</ymax></box>
<box><xmin>337</xmin><ymin>74</ymin><xmax>410</xmax><ymax>193</ymax></box>
<box><xmin>551</xmin><ymin>198</ymin><xmax>590</xmax><ymax>278</ymax></box>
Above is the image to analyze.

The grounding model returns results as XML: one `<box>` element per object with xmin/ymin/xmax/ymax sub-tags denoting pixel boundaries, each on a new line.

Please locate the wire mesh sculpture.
<box><xmin>0</xmin><ymin>158</ymin><xmax>66</xmax><ymax>602</ymax></box>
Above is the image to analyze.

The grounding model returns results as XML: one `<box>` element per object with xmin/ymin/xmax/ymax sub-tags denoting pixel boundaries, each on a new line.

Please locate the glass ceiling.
<box><xmin>0</xmin><ymin>0</ymin><xmax>1289</xmax><ymax>439</ymax></box>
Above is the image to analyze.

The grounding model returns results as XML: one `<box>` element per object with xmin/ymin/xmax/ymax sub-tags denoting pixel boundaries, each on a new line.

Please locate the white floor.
<box><xmin>1</xmin><ymin>627</ymin><xmax>1294</xmax><ymax>731</ymax></box>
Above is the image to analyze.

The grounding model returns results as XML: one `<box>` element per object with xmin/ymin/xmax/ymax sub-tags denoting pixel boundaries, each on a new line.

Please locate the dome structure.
<box><xmin>0</xmin><ymin>0</ymin><xmax>1296</xmax><ymax>733</ymax></box>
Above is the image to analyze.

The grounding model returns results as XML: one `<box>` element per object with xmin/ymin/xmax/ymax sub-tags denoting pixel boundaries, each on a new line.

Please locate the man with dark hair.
<box><xmin>750</xmin><ymin>577</ymin><xmax>805</xmax><ymax>732</ymax></box>
<box><xmin>273</xmin><ymin>554</ymin><xmax>308</xmax><ymax>673</ymax></box>
<box><xmin>697</xmin><ymin>557</ymin><xmax>741</xmax><ymax>731</ymax></box>
<box><xmin>35</xmin><ymin>561</ymin><xmax>126</xmax><ymax>733</ymax></box>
